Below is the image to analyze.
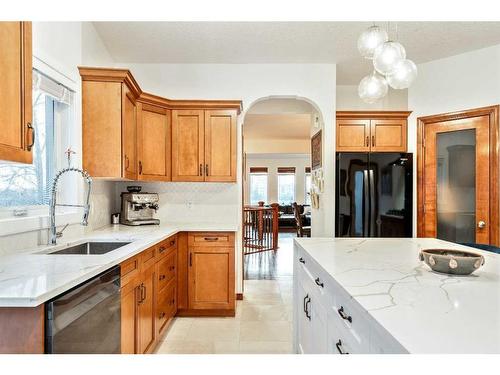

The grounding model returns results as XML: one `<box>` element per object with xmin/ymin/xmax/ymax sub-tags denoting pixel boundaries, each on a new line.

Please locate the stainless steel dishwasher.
<box><xmin>45</xmin><ymin>266</ymin><xmax>121</xmax><ymax>354</ymax></box>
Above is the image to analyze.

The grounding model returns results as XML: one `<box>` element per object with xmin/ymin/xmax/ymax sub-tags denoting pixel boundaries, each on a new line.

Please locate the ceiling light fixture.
<box><xmin>357</xmin><ymin>23</ymin><xmax>417</xmax><ymax>103</ymax></box>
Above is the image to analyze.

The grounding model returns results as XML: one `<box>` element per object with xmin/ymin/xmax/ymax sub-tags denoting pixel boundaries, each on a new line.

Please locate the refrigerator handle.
<box><xmin>363</xmin><ymin>170</ymin><xmax>369</xmax><ymax>237</ymax></box>
<box><xmin>369</xmin><ymin>169</ymin><xmax>376</xmax><ymax>237</ymax></box>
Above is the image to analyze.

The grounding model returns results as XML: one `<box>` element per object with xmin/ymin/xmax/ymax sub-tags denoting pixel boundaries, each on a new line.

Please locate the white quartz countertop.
<box><xmin>0</xmin><ymin>222</ymin><xmax>237</xmax><ymax>307</ymax></box>
<box><xmin>294</xmin><ymin>237</ymin><xmax>500</xmax><ymax>354</ymax></box>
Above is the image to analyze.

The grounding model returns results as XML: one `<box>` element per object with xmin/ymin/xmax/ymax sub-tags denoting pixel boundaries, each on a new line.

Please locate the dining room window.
<box><xmin>277</xmin><ymin>167</ymin><xmax>296</xmax><ymax>205</ymax></box>
<box><xmin>249</xmin><ymin>167</ymin><xmax>268</xmax><ymax>205</ymax></box>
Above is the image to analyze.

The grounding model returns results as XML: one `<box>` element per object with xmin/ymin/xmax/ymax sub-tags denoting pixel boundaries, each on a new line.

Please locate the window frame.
<box><xmin>0</xmin><ymin>57</ymin><xmax>81</xmax><ymax>236</ymax></box>
<box><xmin>277</xmin><ymin>172</ymin><xmax>296</xmax><ymax>206</ymax></box>
<box><xmin>305</xmin><ymin>172</ymin><xmax>312</xmax><ymax>206</ymax></box>
<box><xmin>249</xmin><ymin>172</ymin><xmax>269</xmax><ymax>205</ymax></box>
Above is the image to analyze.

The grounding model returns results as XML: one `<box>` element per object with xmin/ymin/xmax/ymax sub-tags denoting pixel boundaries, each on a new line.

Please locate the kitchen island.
<box><xmin>293</xmin><ymin>237</ymin><xmax>500</xmax><ymax>354</ymax></box>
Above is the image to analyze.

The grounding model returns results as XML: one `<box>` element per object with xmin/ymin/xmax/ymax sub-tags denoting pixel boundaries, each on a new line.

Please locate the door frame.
<box><xmin>417</xmin><ymin>105</ymin><xmax>500</xmax><ymax>246</ymax></box>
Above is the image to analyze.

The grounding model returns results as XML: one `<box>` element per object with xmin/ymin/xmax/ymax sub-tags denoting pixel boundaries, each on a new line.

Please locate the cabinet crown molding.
<box><xmin>79</xmin><ymin>66</ymin><xmax>243</xmax><ymax>114</ymax></box>
<box><xmin>336</xmin><ymin>110</ymin><xmax>412</xmax><ymax>119</ymax></box>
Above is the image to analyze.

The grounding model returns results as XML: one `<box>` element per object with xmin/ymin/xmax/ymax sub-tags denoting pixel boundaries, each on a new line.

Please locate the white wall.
<box><xmin>116</xmin><ymin>62</ymin><xmax>336</xmax><ymax>293</ymax></box>
<box><xmin>244</xmin><ymin>138</ymin><xmax>310</xmax><ymax>154</ymax></box>
<box><xmin>408</xmin><ymin>43</ymin><xmax>500</xmax><ymax>235</ymax></box>
<box><xmin>337</xmin><ymin>84</ymin><xmax>408</xmax><ymax>111</ymax></box>
<box><xmin>0</xmin><ymin>22</ymin><xmax>116</xmax><ymax>255</ymax></box>
<box><xmin>244</xmin><ymin>154</ymin><xmax>311</xmax><ymax>205</ymax></box>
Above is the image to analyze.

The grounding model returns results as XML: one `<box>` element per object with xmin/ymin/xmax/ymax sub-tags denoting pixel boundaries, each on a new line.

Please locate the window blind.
<box><xmin>33</xmin><ymin>69</ymin><xmax>73</xmax><ymax>105</ymax></box>
<box><xmin>249</xmin><ymin>167</ymin><xmax>268</xmax><ymax>173</ymax></box>
<box><xmin>277</xmin><ymin>167</ymin><xmax>296</xmax><ymax>174</ymax></box>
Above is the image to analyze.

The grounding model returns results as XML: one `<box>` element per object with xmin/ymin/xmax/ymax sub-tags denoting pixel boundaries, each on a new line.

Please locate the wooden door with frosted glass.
<box><xmin>422</xmin><ymin>115</ymin><xmax>491</xmax><ymax>244</ymax></box>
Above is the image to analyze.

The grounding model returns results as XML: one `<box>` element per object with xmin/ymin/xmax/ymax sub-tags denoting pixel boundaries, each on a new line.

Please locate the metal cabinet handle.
<box><xmin>204</xmin><ymin>237</ymin><xmax>219</xmax><ymax>241</ymax></box>
<box><xmin>205</xmin><ymin>164</ymin><xmax>209</xmax><ymax>176</ymax></box>
<box><xmin>299</xmin><ymin>257</ymin><xmax>305</xmax><ymax>264</ymax></box>
<box><xmin>26</xmin><ymin>122</ymin><xmax>35</xmax><ymax>151</ymax></box>
<box><xmin>159</xmin><ymin>312</ymin><xmax>166</xmax><ymax>319</ymax></box>
<box><xmin>337</xmin><ymin>306</ymin><xmax>352</xmax><ymax>323</ymax></box>
<box><xmin>159</xmin><ymin>246</ymin><xmax>166</xmax><ymax>253</ymax></box>
<box><xmin>315</xmin><ymin>277</ymin><xmax>324</xmax><ymax>288</ymax></box>
<box><xmin>159</xmin><ymin>274</ymin><xmax>166</xmax><ymax>280</ymax></box>
<box><xmin>170</xmin><ymin>240</ymin><xmax>175</xmax><ymax>246</ymax></box>
<box><xmin>303</xmin><ymin>294</ymin><xmax>309</xmax><ymax>313</ymax></box>
<box><xmin>139</xmin><ymin>161</ymin><xmax>143</xmax><ymax>174</ymax></box>
<box><xmin>305</xmin><ymin>296</ymin><xmax>311</xmax><ymax>320</ymax></box>
<box><xmin>366</xmin><ymin>136</ymin><xmax>369</xmax><ymax>147</ymax></box>
<box><xmin>336</xmin><ymin>339</ymin><xmax>349</xmax><ymax>354</ymax></box>
<box><xmin>478</xmin><ymin>220</ymin><xmax>486</xmax><ymax>229</ymax></box>
<box><xmin>142</xmin><ymin>284</ymin><xmax>146</xmax><ymax>302</ymax></box>
<box><xmin>189</xmin><ymin>252</ymin><xmax>192</xmax><ymax>267</ymax></box>
<box><xmin>372</xmin><ymin>135</ymin><xmax>375</xmax><ymax>147</ymax></box>
<box><xmin>199</xmin><ymin>164</ymin><xmax>203</xmax><ymax>176</ymax></box>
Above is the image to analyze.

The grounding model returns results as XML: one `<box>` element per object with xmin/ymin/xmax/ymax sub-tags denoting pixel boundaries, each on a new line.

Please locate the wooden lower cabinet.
<box><xmin>121</xmin><ymin>277</ymin><xmax>139</xmax><ymax>354</ymax></box>
<box><xmin>137</xmin><ymin>264</ymin><xmax>156</xmax><ymax>354</ymax></box>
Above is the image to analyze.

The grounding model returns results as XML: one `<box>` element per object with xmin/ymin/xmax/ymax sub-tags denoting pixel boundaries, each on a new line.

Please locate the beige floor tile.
<box><xmin>243</xmin><ymin>292</ymin><xmax>284</xmax><ymax>305</ymax></box>
<box><xmin>213</xmin><ymin>340</ymin><xmax>241</xmax><ymax>354</ymax></box>
<box><xmin>160</xmin><ymin>317</ymin><xmax>194</xmax><ymax>341</ymax></box>
<box><xmin>187</xmin><ymin>318</ymin><xmax>241</xmax><ymax>341</ymax></box>
<box><xmin>240</xmin><ymin>321</ymin><xmax>292</xmax><ymax>342</ymax></box>
<box><xmin>241</xmin><ymin>304</ymin><xmax>291</xmax><ymax>322</ymax></box>
<box><xmin>239</xmin><ymin>341</ymin><xmax>293</xmax><ymax>354</ymax></box>
<box><xmin>155</xmin><ymin>339</ymin><xmax>214</xmax><ymax>354</ymax></box>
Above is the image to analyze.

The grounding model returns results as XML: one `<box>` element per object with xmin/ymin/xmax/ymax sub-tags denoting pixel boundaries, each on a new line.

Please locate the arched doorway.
<box><xmin>241</xmin><ymin>96</ymin><xmax>323</xmax><ymax>283</ymax></box>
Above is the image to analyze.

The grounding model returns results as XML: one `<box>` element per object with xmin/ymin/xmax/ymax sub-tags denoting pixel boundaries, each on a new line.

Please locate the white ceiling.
<box><xmin>93</xmin><ymin>21</ymin><xmax>500</xmax><ymax>84</ymax></box>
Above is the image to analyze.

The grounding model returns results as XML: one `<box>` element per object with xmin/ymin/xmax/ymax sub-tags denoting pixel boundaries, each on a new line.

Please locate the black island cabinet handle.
<box><xmin>315</xmin><ymin>277</ymin><xmax>324</xmax><ymax>288</ymax></box>
<box><xmin>299</xmin><ymin>257</ymin><xmax>305</xmax><ymax>264</ymax></box>
<box><xmin>336</xmin><ymin>339</ymin><xmax>349</xmax><ymax>354</ymax></box>
<box><xmin>337</xmin><ymin>306</ymin><xmax>352</xmax><ymax>323</ymax></box>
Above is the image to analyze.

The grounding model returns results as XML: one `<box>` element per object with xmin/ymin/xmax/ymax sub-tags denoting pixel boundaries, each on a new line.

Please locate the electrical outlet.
<box><xmin>187</xmin><ymin>202</ymin><xmax>193</xmax><ymax>209</ymax></box>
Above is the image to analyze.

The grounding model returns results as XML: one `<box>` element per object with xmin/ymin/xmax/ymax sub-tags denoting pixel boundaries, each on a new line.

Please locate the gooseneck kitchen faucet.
<box><xmin>49</xmin><ymin>149</ymin><xmax>93</xmax><ymax>245</ymax></box>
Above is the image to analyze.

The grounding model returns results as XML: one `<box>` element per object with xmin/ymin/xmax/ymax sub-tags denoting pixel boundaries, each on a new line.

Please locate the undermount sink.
<box><xmin>47</xmin><ymin>241</ymin><xmax>132</xmax><ymax>255</ymax></box>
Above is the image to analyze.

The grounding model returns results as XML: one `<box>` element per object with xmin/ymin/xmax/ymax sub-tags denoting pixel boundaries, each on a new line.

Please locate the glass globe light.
<box><xmin>373</xmin><ymin>41</ymin><xmax>406</xmax><ymax>75</ymax></box>
<box><xmin>357</xmin><ymin>26</ymin><xmax>389</xmax><ymax>59</ymax></box>
<box><xmin>358</xmin><ymin>72</ymin><xmax>388</xmax><ymax>103</ymax></box>
<box><xmin>386</xmin><ymin>59</ymin><xmax>418</xmax><ymax>89</ymax></box>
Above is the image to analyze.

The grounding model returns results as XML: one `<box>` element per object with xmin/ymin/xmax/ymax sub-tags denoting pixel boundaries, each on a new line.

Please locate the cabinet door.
<box><xmin>122</xmin><ymin>85</ymin><xmax>137</xmax><ymax>180</ymax></box>
<box><xmin>121</xmin><ymin>280</ymin><xmax>139</xmax><ymax>354</ymax></box>
<box><xmin>137</xmin><ymin>265</ymin><xmax>156</xmax><ymax>354</ymax></box>
<box><xmin>188</xmin><ymin>246</ymin><xmax>235</xmax><ymax>310</ymax></box>
<box><xmin>0</xmin><ymin>22</ymin><xmax>33</xmax><ymax>164</ymax></box>
<box><xmin>171</xmin><ymin>109</ymin><xmax>204</xmax><ymax>182</ymax></box>
<box><xmin>204</xmin><ymin>110</ymin><xmax>237</xmax><ymax>182</ymax></box>
<box><xmin>311</xmin><ymin>296</ymin><xmax>329</xmax><ymax>354</ymax></box>
<box><xmin>296</xmin><ymin>283</ymin><xmax>314</xmax><ymax>354</ymax></box>
<box><xmin>156</xmin><ymin>280</ymin><xmax>176</xmax><ymax>337</ymax></box>
<box><xmin>336</xmin><ymin>119</ymin><xmax>370</xmax><ymax>152</ymax></box>
<box><xmin>370</xmin><ymin>119</ymin><xmax>407</xmax><ymax>152</ymax></box>
<box><xmin>137</xmin><ymin>103</ymin><xmax>171</xmax><ymax>181</ymax></box>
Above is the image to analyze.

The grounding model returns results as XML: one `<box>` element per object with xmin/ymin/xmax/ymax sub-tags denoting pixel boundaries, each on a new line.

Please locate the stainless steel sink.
<box><xmin>47</xmin><ymin>242</ymin><xmax>132</xmax><ymax>255</ymax></box>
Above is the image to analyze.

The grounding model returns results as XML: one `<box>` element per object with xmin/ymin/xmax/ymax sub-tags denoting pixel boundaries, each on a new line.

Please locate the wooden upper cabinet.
<box><xmin>171</xmin><ymin>110</ymin><xmax>205</xmax><ymax>182</ymax></box>
<box><xmin>204</xmin><ymin>110</ymin><xmax>237</xmax><ymax>182</ymax></box>
<box><xmin>336</xmin><ymin>111</ymin><xmax>411</xmax><ymax>152</ymax></box>
<box><xmin>137</xmin><ymin>103</ymin><xmax>171</xmax><ymax>181</ymax></box>
<box><xmin>336</xmin><ymin>119</ymin><xmax>371</xmax><ymax>152</ymax></box>
<box><xmin>80</xmin><ymin>68</ymin><xmax>140</xmax><ymax>179</ymax></box>
<box><xmin>0</xmin><ymin>22</ymin><xmax>33</xmax><ymax>164</ymax></box>
<box><xmin>80</xmin><ymin>67</ymin><xmax>241</xmax><ymax>182</ymax></box>
<box><xmin>370</xmin><ymin>118</ymin><xmax>407</xmax><ymax>152</ymax></box>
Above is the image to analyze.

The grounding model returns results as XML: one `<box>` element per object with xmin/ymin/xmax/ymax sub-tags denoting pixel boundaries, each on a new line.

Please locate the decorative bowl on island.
<box><xmin>419</xmin><ymin>248</ymin><xmax>485</xmax><ymax>275</ymax></box>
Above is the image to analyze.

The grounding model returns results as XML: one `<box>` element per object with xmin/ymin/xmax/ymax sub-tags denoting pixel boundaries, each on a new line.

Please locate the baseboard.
<box><xmin>176</xmin><ymin>309</ymin><xmax>235</xmax><ymax>317</ymax></box>
<box><xmin>236</xmin><ymin>293</ymin><xmax>244</xmax><ymax>300</ymax></box>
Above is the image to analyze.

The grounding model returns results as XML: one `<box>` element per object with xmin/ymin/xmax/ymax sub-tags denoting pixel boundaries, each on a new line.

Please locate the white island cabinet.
<box><xmin>293</xmin><ymin>237</ymin><xmax>500</xmax><ymax>354</ymax></box>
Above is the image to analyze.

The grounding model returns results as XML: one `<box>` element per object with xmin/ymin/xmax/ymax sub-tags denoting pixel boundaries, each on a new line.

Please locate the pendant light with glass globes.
<box><xmin>357</xmin><ymin>23</ymin><xmax>417</xmax><ymax>103</ymax></box>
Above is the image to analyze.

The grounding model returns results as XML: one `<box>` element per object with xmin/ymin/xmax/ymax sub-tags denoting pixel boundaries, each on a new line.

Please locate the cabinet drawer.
<box><xmin>157</xmin><ymin>249</ymin><xmax>177</xmax><ymax>292</ymax></box>
<box><xmin>296</xmin><ymin>247</ymin><xmax>333</xmax><ymax>306</ymax></box>
<box><xmin>121</xmin><ymin>255</ymin><xmax>140</xmax><ymax>286</ymax></box>
<box><xmin>328</xmin><ymin>306</ymin><xmax>370</xmax><ymax>354</ymax></box>
<box><xmin>157</xmin><ymin>235</ymin><xmax>177</xmax><ymax>260</ymax></box>
<box><xmin>188</xmin><ymin>232</ymin><xmax>234</xmax><ymax>247</ymax></box>
<box><xmin>140</xmin><ymin>246</ymin><xmax>156</xmax><ymax>270</ymax></box>
<box><xmin>157</xmin><ymin>280</ymin><xmax>176</xmax><ymax>335</ymax></box>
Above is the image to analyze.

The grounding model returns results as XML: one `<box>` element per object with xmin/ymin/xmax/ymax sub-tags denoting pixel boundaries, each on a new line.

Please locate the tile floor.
<box><xmin>155</xmin><ymin>278</ymin><xmax>294</xmax><ymax>354</ymax></box>
<box><xmin>155</xmin><ymin>232</ymin><xmax>295</xmax><ymax>354</ymax></box>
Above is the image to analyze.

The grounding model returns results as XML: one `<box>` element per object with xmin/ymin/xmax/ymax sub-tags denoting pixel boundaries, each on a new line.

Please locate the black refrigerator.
<box><xmin>335</xmin><ymin>152</ymin><xmax>413</xmax><ymax>238</ymax></box>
